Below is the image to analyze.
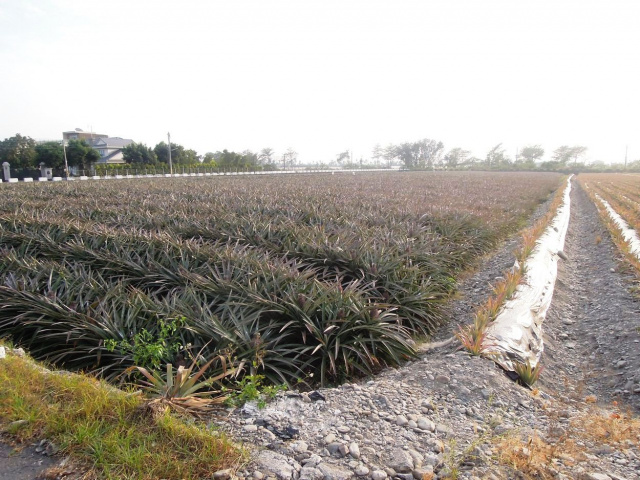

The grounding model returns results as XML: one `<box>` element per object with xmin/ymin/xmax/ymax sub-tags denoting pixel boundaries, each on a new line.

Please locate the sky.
<box><xmin>1</xmin><ymin>0</ymin><xmax>639</xmax><ymax>165</ymax></box>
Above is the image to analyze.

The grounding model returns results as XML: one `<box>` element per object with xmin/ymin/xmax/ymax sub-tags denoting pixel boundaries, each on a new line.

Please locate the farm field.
<box><xmin>578</xmin><ymin>173</ymin><xmax>640</xmax><ymax>269</ymax></box>
<box><xmin>0</xmin><ymin>171</ymin><xmax>563</xmax><ymax>387</ymax></box>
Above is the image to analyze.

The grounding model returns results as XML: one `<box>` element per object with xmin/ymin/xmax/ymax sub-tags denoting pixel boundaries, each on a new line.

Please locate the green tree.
<box><xmin>154</xmin><ymin>141</ymin><xmax>170</xmax><ymax>164</ymax></box>
<box><xmin>184</xmin><ymin>149</ymin><xmax>199</xmax><ymax>164</ymax></box>
<box><xmin>336</xmin><ymin>150</ymin><xmax>350</xmax><ymax>164</ymax></box>
<box><xmin>443</xmin><ymin>147</ymin><xmax>469</xmax><ymax>168</ymax></box>
<box><xmin>552</xmin><ymin>145</ymin><xmax>587</xmax><ymax>165</ymax></box>
<box><xmin>122</xmin><ymin>142</ymin><xmax>158</xmax><ymax>165</ymax></box>
<box><xmin>393</xmin><ymin>138</ymin><xmax>444</xmax><ymax>169</ymax></box>
<box><xmin>154</xmin><ymin>142</ymin><xmax>199</xmax><ymax>165</ymax></box>
<box><xmin>519</xmin><ymin>145</ymin><xmax>544</xmax><ymax>164</ymax></box>
<box><xmin>486</xmin><ymin>143</ymin><xmax>510</xmax><ymax>168</ymax></box>
<box><xmin>203</xmin><ymin>152</ymin><xmax>218</xmax><ymax>164</ymax></box>
<box><xmin>66</xmin><ymin>139</ymin><xmax>100</xmax><ymax>171</ymax></box>
<box><xmin>0</xmin><ymin>134</ymin><xmax>37</xmax><ymax>169</ymax></box>
<box><xmin>35</xmin><ymin>141</ymin><xmax>65</xmax><ymax>169</ymax></box>
<box><xmin>258</xmin><ymin>148</ymin><xmax>275</xmax><ymax>165</ymax></box>
<box><xmin>216</xmin><ymin>149</ymin><xmax>244</xmax><ymax>168</ymax></box>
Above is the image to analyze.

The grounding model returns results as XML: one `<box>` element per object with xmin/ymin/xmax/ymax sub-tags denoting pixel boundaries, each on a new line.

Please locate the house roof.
<box><xmin>92</xmin><ymin>137</ymin><xmax>133</xmax><ymax>148</ymax></box>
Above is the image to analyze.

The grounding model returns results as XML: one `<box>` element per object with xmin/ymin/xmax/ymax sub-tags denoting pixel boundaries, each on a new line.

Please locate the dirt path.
<box><xmin>543</xmin><ymin>179</ymin><xmax>640</xmax><ymax>412</ymax></box>
<box><xmin>0</xmin><ymin>441</ymin><xmax>56</xmax><ymax>480</ymax></box>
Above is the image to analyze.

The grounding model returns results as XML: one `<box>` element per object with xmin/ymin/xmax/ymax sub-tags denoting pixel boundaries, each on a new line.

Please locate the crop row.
<box><xmin>579</xmin><ymin>174</ymin><xmax>640</xmax><ymax>233</ymax></box>
<box><xmin>0</xmin><ymin>172</ymin><xmax>562</xmax><ymax>386</ymax></box>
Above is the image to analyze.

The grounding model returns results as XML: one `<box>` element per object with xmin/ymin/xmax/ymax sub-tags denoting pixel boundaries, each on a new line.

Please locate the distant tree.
<box><xmin>283</xmin><ymin>148</ymin><xmax>297</xmax><ymax>168</ymax></box>
<box><xmin>66</xmin><ymin>139</ymin><xmax>100</xmax><ymax>171</ymax></box>
<box><xmin>552</xmin><ymin>145</ymin><xmax>587</xmax><ymax>165</ymax></box>
<box><xmin>551</xmin><ymin>145</ymin><xmax>572</xmax><ymax>164</ymax></box>
<box><xmin>216</xmin><ymin>149</ymin><xmax>244</xmax><ymax>168</ymax></box>
<box><xmin>153</xmin><ymin>141</ymin><xmax>198</xmax><ymax>165</ymax></box>
<box><xmin>122</xmin><ymin>142</ymin><xmax>158</xmax><ymax>165</ymax></box>
<box><xmin>486</xmin><ymin>143</ymin><xmax>510</xmax><ymax>168</ymax></box>
<box><xmin>241</xmin><ymin>150</ymin><xmax>259</xmax><ymax>167</ymax></box>
<box><xmin>203</xmin><ymin>152</ymin><xmax>218</xmax><ymax>164</ymax></box>
<box><xmin>519</xmin><ymin>145</ymin><xmax>545</xmax><ymax>164</ymax></box>
<box><xmin>569</xmin><ymin>146</ymin><xmax>588</xmax><ymax>164</ymax></box>
<box><xmin>551</xmin><ymin>145</ymin><xmax>587</xmax><ymax>165</ymax></box>
<box><xmin>336</xmin><ymin>150</ymin><xmax>350</xmax><ymax>164</ymax></box>
<box><xmin>258</xmin><ymin>148</ymin><xmax>275</xmax><ymax>165</ymax></box>
<box><xmin>154</xmin><ymin>141</ymin><xmax>170</xmax><ymax>164</ymax></box>
<box><xmin>443</xmin><ymin>147</ymin><xmax>470</xmax><ymax>168</ymax></box>
<box><xmin>184</xmin><ymin>149</ymin><xmax>200</xmax><ymax>164</ymax></box>
<box><xmin>0</xmin><ymin>134</ymin><xmax>37</xmax><ymax>169</ymax></box>
<box><xmin>382</xmin><ymin>144</ymin><xmax>397</xmax><ymax>166</ymax></box>
<box><xmin>371</xmin><ymin>144</ymin><xmax>383</xmax><ymax>165</ymax></box>
<box><xmin>35</xmin><ymin>141</ymin><xmax>65</xmax><ymax>169</ymax></box>
<box><xmin>393</xmin><ymin>138</ymin><xmax>444</xmax><ymax>169</ymax></box>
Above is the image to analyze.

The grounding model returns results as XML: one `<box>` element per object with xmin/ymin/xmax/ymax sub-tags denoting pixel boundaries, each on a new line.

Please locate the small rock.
<box><xmin>395</xmin><ymin>474</ymin><xmax>414</xmax><ymax>480</ymax></box>
<box><xmin>326</xmin><ymin>443</ymin><xmax>343</xmax><ymax>455</ymax></box>
<box><xmin>388</xmin><ymin>448</ymin><xmax>414</xmax><ymax>473</ymax></box>
<box><xmin>417</xmin><ymin>418</ymin><xmax>435</xmax><ymax>432</ymax></box>
<box><xmin>412</xmin><ymin>466</ymin><xmax>434</xmax><ymax>479</ymax></box>
<box><xmin>324</xmin><ymin>433</ymin><xmax>336</xmax><ymax>444</ymax></box>
<box><xmin>214</xmin><ymin>469</ymin><xmax>232</xmax><ymax>480</ymax></box>
<box><xmin>354</xmin><ymin>465</ymin><xmax>369</xmax><ymax>476</ymax></box>
<box><xmin>338</xmin><ymin>444</ymin><xmax>349</xmax><ymax>457</ymax></box>
<box><xmin>254</xmin><ymin>472</ymin><xmax>264</xmax><ymax>480</ymax></box>
<box><xmin>11</xmin><ymin>347</ymin><xmax>25</xmax><ymax>357</ymax></box>
<box><xmin>255</xmin><ymin>450</ymin><xmax>300</xmax><ymax>480</ymax></box>
<box><xmin>317</xmin><ymin>462</ymin><xmax>353</xmax><ymax>480</ymax></box>
<box><xmin>8</xmin><ymin>419</ymin><xmax>28</xmax><ymax>429</ymax></box>
<box><xmin>292</xmin><ymin>441</ymin><xmax>309</xmax><ymax>453</ymax></box>
<box><xmin>0</xmin><ymin>346</ymin><xmax>5</xmax><ymax>359</ymax></box>
<box><xmin>337</xmin><ymin>425</ymin><xmax>351</xmax><ymax>433</ymax></box>
<box><xmin>584</xmin><ymin>474</ymin><xmax>612</xmax><ymax>480</ymax></box>
<box><xmin>243</xmin><ymin>425</ymin><xmax>259</xmax><ymax>433</ymax></box>
<box><xmin>371</xmin><ymin>470</ymin><xmax>387</xmax><ymax>480</ymax></box>
<box><xmin>395</xmin><ymin>415</ymin><xmax>409</xmax><ymax>426</ymax></box>
<box><xmin>349</xmin><ymin>442</ymin><xmax>360</xmax><ymax>459</ymax></box>
<box><xmin>299</xmin><ymin>466</ymin><xmax>323</xmax><ymax>480</ymax></box>
<box><xmin>435</xmin><ymin>374</ymin><xmax>450</xmax><ymax>384</ymax></box>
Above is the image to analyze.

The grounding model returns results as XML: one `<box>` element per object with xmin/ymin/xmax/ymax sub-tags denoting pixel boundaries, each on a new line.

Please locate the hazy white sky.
<box><xmin>1</xmin><ymin>0</ymin><xmax>639</xmax><ymax>164</ymax></box>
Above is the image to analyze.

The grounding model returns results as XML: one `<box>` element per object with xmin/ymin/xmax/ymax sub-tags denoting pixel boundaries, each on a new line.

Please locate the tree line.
<box><xmin>0</xmin><ymin>134</ymin><xmax>100</xmax><ymax>173</ymax></box>
<box><xmin>0</xmin><ymin>134</ymin><xmax>298</xmax><ymax>173</ymax></box>
<box><xmin>359</xmin><ymin>140</ymin><xmax>593</xmax><ymax>170</ymax></box>
<box><xmin>2</xmin><ymin>132</ymin><xmax>636</xmax><ymax>174</ymax></box>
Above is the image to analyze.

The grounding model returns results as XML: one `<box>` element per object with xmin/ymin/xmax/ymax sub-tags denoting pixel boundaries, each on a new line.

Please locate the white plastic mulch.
<box><xmin>595</xmin><ymin>193</ymin><xmax>640</xmax><ymax>260</ymax></box>
<box><xmin>485</xmin><ymin>175</ymin><xmax>573</xmax><ymax>371</ymax></box>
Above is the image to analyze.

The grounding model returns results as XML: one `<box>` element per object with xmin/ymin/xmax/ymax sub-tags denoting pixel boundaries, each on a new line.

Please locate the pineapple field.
<box><xmin>0</xmin><ymin>171</ymin><xmax>563</xmax><ymax>387</ymax></box>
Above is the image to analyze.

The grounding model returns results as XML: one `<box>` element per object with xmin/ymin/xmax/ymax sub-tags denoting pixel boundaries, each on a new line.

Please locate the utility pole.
<box><xmin>167</xmin><ymin>132</ymin><xmax>173</xmax><ymax>175</ymax></box>
<box><xmin>625</xmin><ymin>145</ymin><xmax>628</xmax><ymax>169</ymax></box>
<box><xmin>62</xmin><ymin>140</ymin><xmax>69</xmax><ymax>179</ymax></box>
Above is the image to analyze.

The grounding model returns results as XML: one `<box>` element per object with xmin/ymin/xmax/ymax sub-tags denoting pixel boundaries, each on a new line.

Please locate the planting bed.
<box><xmin>0</xmin><ymin>171</ymin><xmax>561</xmax><ymax>387</ymax></box>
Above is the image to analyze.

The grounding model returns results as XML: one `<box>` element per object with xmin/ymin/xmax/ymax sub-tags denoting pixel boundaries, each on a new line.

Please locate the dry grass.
<box><xmin>496</xmin><ymin>400</ymin><xmax>640</xmax><ymax>479</ymax></box>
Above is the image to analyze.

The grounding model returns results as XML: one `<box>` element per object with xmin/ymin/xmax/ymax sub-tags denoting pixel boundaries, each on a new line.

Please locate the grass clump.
<box><xmin>512</xmin><ymin>360</ymin><xmax>544</xmax><ymax>387</ymax></box>
<box><xmin>0</xmin><ymin>349</ymin><xmax>242</xmax><ymax>479</ymax></box>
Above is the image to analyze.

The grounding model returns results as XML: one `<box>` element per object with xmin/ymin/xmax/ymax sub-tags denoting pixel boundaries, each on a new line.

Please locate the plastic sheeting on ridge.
<box><xmin>596</xmin><ymin>194</ymin><xmax>640</xmax><ymax>259</ymax></box>
<box><xmin>485</xmin><ymin>175</ymin><xmax>573</xmax><ymax>372</ymax></box>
